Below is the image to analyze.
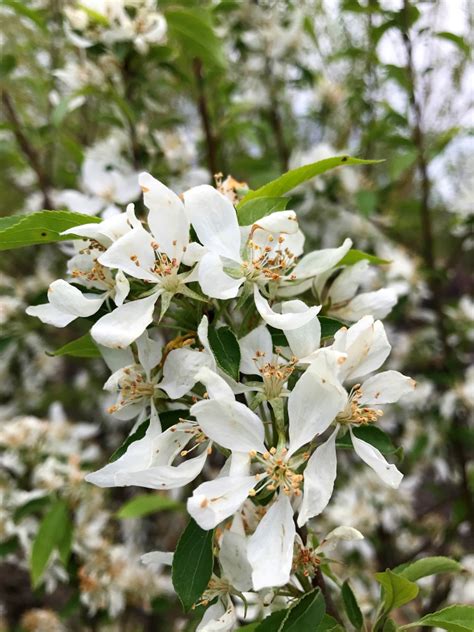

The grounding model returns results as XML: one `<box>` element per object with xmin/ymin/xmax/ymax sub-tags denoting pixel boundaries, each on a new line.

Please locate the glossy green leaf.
<box><xmin>401</xmin><ymin>605</ymin><xmax>474</xmax><ymax>631</ymax></box>
<box><xmin>49</xmin><ymin>332</ymin><xmax>101</xmax><ymax>358</ymax></box>
<box><xmin>336</xmin><ymin>425</ymin><xmax>398</xmax><ymax>455</ymax></box>
<box><xmin>172</xmin><ymin>519</ymin><xmax>214</xmax><ymax>611</ymax></box>
<box><xmin>375</xmin><ymin>569</ymin><xmax>419</xmax><ymax>613</ymax></box>
<box><xmin>316</xmin><ymin>614</ymin><xmax>344</xmax><ymax>631</ymax></box>
<box><xmin>239</xmin><ymin>156</ymin><xmax>382</xmax><ymax>204</ymax></box>
<box><xmin>342</xmin><ymin>581</ymin><xmax>363</xmax><ymax>630</ymax></box>
<box><xmin>30</xmin><ymin>500</ymin><xmax>70</xmax><ymax>587</ymax></box>
<box><xmin>108</xmin><ymin>420</ymin><xmax>150</xmax><ymax>463</ymax></box>
<box><xmin>394</xmin><ymin>556</ymin><xmax>463</xmax><ymax>582</ymax></box>
<box><xmin>320</xmin><ymin>316</ymin><xmax>345</xmax><ymax>339</ymax></box>
<box><xmin>338</xmin><ymin>249</ymin><xmax>390</xmax><ymax>266</ymax></box>
<box><xmin>208</xmin><ymin>325</ymin><xmax>241</xmax><ymax>380</ymax></box>
<box><xmin>237</xmin><ymin>196</ymin><xmax>289</xmax><ymax>226</ymax></box>
<box><xmin>255</xmin><ymin>610</ymin><xmax>287</xmax><ymax>631</ymax></box>
<box><xmin>0</xmin><ymin>210</ymin><xmax>101</xmax><ymax>251</ymax></box>
<box><xmin>116</xmin><ymin>494</ymin><xmax>183</xmax><ymax>519</ymax></box>
<box><xmin>281</xmin><ymin>588</ymin><xmax>326</xmax><ymax>632</ymax></box>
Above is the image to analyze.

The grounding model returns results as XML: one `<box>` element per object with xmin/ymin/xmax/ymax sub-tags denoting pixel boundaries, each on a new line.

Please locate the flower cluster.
<box><xmin>24</xmin><ymin>173</ymin><xmax>417</xmax><ymax>627</ymax></box>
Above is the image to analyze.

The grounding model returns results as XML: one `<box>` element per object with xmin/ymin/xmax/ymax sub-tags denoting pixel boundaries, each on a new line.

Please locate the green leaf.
<box><xmin>281</xmin><ymin>588</ymin><xmax>326</xmax><ymax>632</ymax></box>
<box><xmin>394</xmin><ymin>556</ymin><xmax>463</xmax><ymax>582</ymax></box>
<box><xmin>401</xmin><ymin>605</ymin><xmax>474</xmax><ymax>631</ymax></box>
<box><xmin>356</xmin><ymin>190</ymin><xmax>378</xmax><ymax>217</ymax></box>
<box><xmin>172</xmin><ymin>519</ymin><xmax>214</xmax><ymax>612</ymax></box>
<box><xmin>116</xmin><ymin>494</ymin><xmax>183</xmax><ymax>519</ymax></box>
<box><xmin>165</xmin><ymin>8</ymin><xmax>225</xmax><ymax>68</ymax></box>
<box><xmin>255</xmin><ymin>610</ymin><xmax>287</xmax><ymax>631</ymax></box>
<box><xmin>0</xmin><ymin>210</ymin><xmax>100</xmax><ymax>251</ymax></box>
<box><xmin>0</xmin><ymin>536</ymin><xmax>19</xmax><ymax>557</ymax></box>
<box><xmin>160</xmin><ymin>409</ymin><xmax>189</xmax><ymax>431</ymax></box>
<box><xmin>238</xmin><ymin>156</ymin><xmax>382</xmax><ymax>204</ymax></box>
<box><xmin>316</xmin><ymin>614</ymin><xmax>344</xmax><ymax>631</ymax></box>
<box><xmin>375</xmin><ymin>569</ymin><xmax>419</xmax><ymax>613</ymax></box>
<box><xmin>30</xmin><ymin>500</ymin><xmax>69</xmax><ymax>587</ymax></box>
<box><xmin>320</xmin><ymin>316</ymin><xmax>345</xmax><ymax>339</ymax></box>
<box><xmin>108</xmin><ymin>420</ymin><xmax>150</xmax><ymax>463</ymax></box>
<box><xmin>342</xmin><ymin>581</ymin><xmax>363</xmax><ymax>630</ymax></box>
<box><xmin>383</xmin><ymin>620</ymin><xmax>400</xmax><ymax>631</ymax></box>
<box><xmin>237</xmin><ymin>197</ymin><xmax>289</xmax><ymax>226</ymax></box>
<box><xmin>208</xmin><ymin>326</ymin><xmax>241</xmax><ymax>381</ymax></box>
<box><xmin>338</xmin><ymin>249</ymin><xmax>390</xmax><ymax>266</ymax></box>
<box><xmin>436</xmin><ymin>31</ymin><xmax>470</xmax><ymax>55</ymax></box>
<box><xmin>14</xmin><ymin>495</ymin><xmax>51</xmax><ymax>523</ymax></box>
<box><xmin>353</xmin><ymin>426</ymin><xmax>398</xmax><ymax>455</ymax></box>
<box><xmin>1</xmin><ymin>0</ymin><xmax>46</xmax><ymax>29</ymax></box>
<box><xmin>48</xmin><ymin>332</ymin><xmax>100</xmax><ymax>358</ymax></box>
<box><xmin>0</xmin><ymin>53</ymin><xmax>16</xmax><ymax>78</ymax></box>
<box><xmin>57</xmin><ymin>513</ymin><xmax>74</xmax><ymax>566</ymax></box>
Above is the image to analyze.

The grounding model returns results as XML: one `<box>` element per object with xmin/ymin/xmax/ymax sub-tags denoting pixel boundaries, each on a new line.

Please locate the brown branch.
<box><xmin>193</xmin><ymin>58</ymin><xmax>219</xmax><ymax>177</ymax></box>
<box><xmin>2</xmin><ymin>90</ymin><xmax>53</xmax><ymax>208</ymax></box>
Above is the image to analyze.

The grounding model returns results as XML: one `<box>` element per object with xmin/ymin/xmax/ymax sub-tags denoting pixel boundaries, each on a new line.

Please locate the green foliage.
<box><xmin>320</xmin><ymin>316</ymin><xmax>345</xmax><ymax>339</ymax></box>
<box><xmin>172</xmin><ymin>519</ymin><xmax>214</xmax><ymax>612</ymax></box>
<box><xmin>49</xmin><ymin>333</ymin><xmax>101</xmax><ymax>358</ymax></box>
<box><xmin>317</xmin><ymin>615</ymin><xmax>344</xmax><ymax>631</ymax></box>
<box><xmin>401</xmin><ymin>605</ymin><xmax>474</xmax><ymax>631</ymax></box>
<box><xmin>338</xmin><ymin>249</ymin><xmax>390</xmax><ymax>266</ymax></box>
<box><xmin>208</xmin><ymin>325</ymin><xmax>241</xmax><ymax>380</ymax></box>
<box><xmin>337</xmin><ymin>425</ymin><xmax>399</xmax><ymax>456</ymax></box>
<box><xmin>239</xmin><ymin>157</ymin><xmax>382</xmax><ymax>204</ymax></box>
<box><xmin>394</xmin><ymin>556</ymin><xmax>464</xmax><ymax>582</ymax></box>
<box><xmin>165</xmin><ymin>7</ymin><xmax>225</xmax><ymax>68</ymax></box>
<box><xmin>30</xmin><ymin>499</ymin><xmax>73</xmax><ymax>588</ymax></box>
<box><xmin>116</xmin><ymin>494</ymin><xmax>183</xmax><ymax>518</ymax></box>
<box><xmin>0</xmin><ymin>211</ymin><xmax>100</xmax><ymax>251</ymax></box>
<box><xmin>254</xmin><ymin>589</ymin><xmax>325</xmax><ymax>631</ymax></box>
<box><xmin>375</xmin><ymin>569</ymin><xmax>419</xmax><ymax>613</ymax></box>
<box><xmin>237</xmin><ymin>197</ymin><xmax>290</xmax><ymax>226</ymax></box>
<box><xmin>342</xmin><ymin>581</ymin><xmax>363</xmax><ymax>630</ymax></box>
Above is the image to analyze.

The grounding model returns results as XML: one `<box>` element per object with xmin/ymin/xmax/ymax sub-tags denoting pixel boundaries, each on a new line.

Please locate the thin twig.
<box><xmin>193</xmin><ymin>58</ymin><xmax>219</xmax><ymax>176</ymax></box>
<box><xmin>2</xmin><ymin>90</ymin><xmax>53</xmax><ymax>208</ymax></box>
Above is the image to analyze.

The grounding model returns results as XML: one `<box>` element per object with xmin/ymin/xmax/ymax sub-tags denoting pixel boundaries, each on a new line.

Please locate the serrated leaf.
<box><xmin>338</xmin><ymin>249</ymin><xmax>390</xmax><ymax>266</ymax></box>
<box><xmin>342</xmin><ymin>581</ymin><xmax>363</xmax><ymax>630</ymax></box>
<box><xmin>237</xmin><ymin>197</ymin><xmax>289</xmax><ymax>226</ymax></box>
<box><xmin>401</xmin><ymin>605</ymin><xmax>474</xmax><ymax>631</ymax></box>
<box><xmin>238</xmin><ymin>156</ymin><xmax>381</xmax><ymax>204</ymax></box>
<box><xmin>172</xmin><ymin>519</ymin><xmax>214</xmax><ymax>612</ymax></box>
<box><xmin>0</xmin><ymin>210</ymin><xmax>101</xmax><ymax>251</ymax></box>
<box><xmin>108</xmin><ymin>420</ymin><xmax>150</xmax><ymax>463</ymax></box>
<box><xmin>394</xmin><ymin>556</ymin><xmax>463</xmax><ymax>582</ymax></box>
<box><xmin>375</xmin><ymin>569</ymin><xmax>419</xmax><ymax>613</ymax></box>
<box><xmin>116</xmin><ymin>494</ymin><xmax>183</xmax><ymax>519</ymax></box>
<box><xmin>30</xmin><ymin>500</ymin><xmax>69</xmax><ymax>587</ymax></box>
<box><xmin>49</xmin><ymin>332</ymin><xmax>100</xmax><ymax>358</ymax></box>
<box><xmin>281</xmin><ymin>588</ymin><xmax>326</xmax><ymax>632</ymax></box>
<box><xmin>208</xmin><ymin>326</ymin><xmax>241</xmax><ymax>380</ymax></box>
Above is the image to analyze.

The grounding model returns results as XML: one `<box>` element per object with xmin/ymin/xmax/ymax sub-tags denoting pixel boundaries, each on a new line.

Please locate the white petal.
<box><xmin>136</xmin><ymin>331</ymin><xmax>162</xmax><ymax>376</ymax></box>
<box><xmin>327</xmin><ymin>260</ymin><xmax>368</xmax><ymax>303</ymax></box>
<box><xmin>359</xmin><ymin>370</ymin><xmax>416</xmax><ymax>405</ymax></box>
<box><xmin>26</xmin><ymin>303</ymin><xmax>76</xmax><ymax>327</ymax></box>
<box><xmin>58</xmin><ymin>190</ymin><xmax>104</xmax><ymax>215</ymax></box>
<box><xmin>239</xmin><ymin>325</ymin><xmax>273</xmax><ymax>374</ymax></box>
<box><xmin>282</xmin><ymin>300</ymin><xmax>321</xmax><ymax>359</ymax></box>
<box><xmin>251</xmin><ymin>210</ymin><xmax>298</xmax><ymax>234</ymax></box>
<box><xmin>247</xmin><ymin>494</ymin><xmax>295</xmax><ymax>590</ymax></box>
<box><xmin>47</xmin><ymin>279</ymin><xmax>104</xmax><ymax>317</ymax></box>
<box><xmin>91</xmin><ymin>293</ymin><xmax>159</xmax><ymax>348</ymax></box>
<box><xmin>98</xmin><ymin>345</ymin><xmax>134</xmax><ymax>372</ymax></box>
<box><xmin>113</xmin><ymin>270</ymin><xmax>130</xmax><ymax>306</ymax></box>
<box><xmin>191</xmin><ymin>399</ymin><xmax>266</xmax><ymax>453</ymax></box>
<box><xmin>198</xmin><ymin>251</ymin><xmax>244</xmax><ymax>299</ymax></box>
<box><xmin>297</xmin><ymin>429</ymin><xmax>338</xmax><ymax>526</ymax></box>
<box><xmin>197</xmin><ymin>599</ymin><xmax>236</xmax><ymax>632</ymax></box>
<box><xmin>182</xmin><ymin>241</ymin><xmax>207</xmax><ymax>266</ymax></box>
<box><xmin>319</xmin><ymin>526</ymin><xmax>364</xmax><ymax>551</ymax></box>
<box><xmin>117</xmin><ymin>449</ymin><xmax>208</xmax><ymax>489</ymax></box>
<box><xmin>141</xmin><ymin>551</ymin><xmax>174</xmax><ymax>567</ymax></box>
<box><xmin>288</xmin><ymin>356</ymin><xmax>347</xmax><ymax>456</ymax></box>
<box><xmin>99</xmin><ymin>225</ymin><xmax>157</xmax><ymax>282</ymax></box>
<box><xmin>334</xmin><ymin>288</ymin><xmax>397</xmax><ymax>321</ymax></box>
<box><xmin>333</xmin><ymin>316</ymin><xmax>391</xmax><ymax>381</ymax></box>
<box><xmin>292</xmin><ymin>238</ymin><xmax>352</xmax><ymax>279</ymax></box>
<box><xmin>350</xmin><ymin>429</ymin><xmax>403</xmax><ymax>488</ymax></box>
<box><xmin>220</xmin><ymin>529</ymin><xmax>253</xmax><ymax>591</ymax></box>
<box><xmin>194</xmin><ymin>366</ymin><xmax>235</xmax><ymax>401</ymax></box>
<box><xmin>139</xmin><ymin>172</ymin><xmax>189</xmax><ymax>262</ymax></box>
<box><xmin>254</xmin><ymin>287</ymin><xmax>319</xmax><ymax>331</ymax></box>
<box><xmin>188</xmin><ymin>475</ymin><xmax>257</xmax><ymax>530</ymax></box>
<box><xmin>62</xmin><ymin>212</ymin><xmax>132</xmax><ymax>244</ymax></box>
<box><xmin>184</xmin><ymin>184</ymin><xmax>242</xmax><ymax>261</ymax></box>
<box><xmin>160</xmin><ymin>348</ymin><xmax>212</xmax><ymax>399</ymax></box>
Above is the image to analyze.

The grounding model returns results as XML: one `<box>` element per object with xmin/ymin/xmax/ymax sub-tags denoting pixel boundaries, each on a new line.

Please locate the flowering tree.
<box><xmin>1</xmin><ymin>0</ymin><xmax>472</xmax><ymax>630</ymax></box>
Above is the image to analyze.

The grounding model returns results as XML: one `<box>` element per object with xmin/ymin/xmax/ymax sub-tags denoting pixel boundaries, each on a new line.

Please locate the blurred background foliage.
<box><xmin>0</xmin><ymin>0</ymin><xmax>472</xmax><ymax>630</ymax></box>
